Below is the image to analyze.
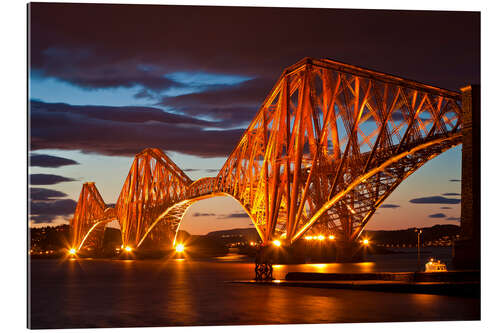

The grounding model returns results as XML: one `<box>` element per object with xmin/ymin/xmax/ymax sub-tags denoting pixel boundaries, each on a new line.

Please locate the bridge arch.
<box><xmin>76</xmin><ymin>207</ymin><xmax>117</xmax><ymax>251</ymax></box>
<box><xmin>70</xmin><ymin>182</ymin><xmax>116</xmax><ymax>251</ymax></box>
<box><xmin>136</xmin><ymin>192</ymin><xmax>261</xmax><ymax>249</ymax></box>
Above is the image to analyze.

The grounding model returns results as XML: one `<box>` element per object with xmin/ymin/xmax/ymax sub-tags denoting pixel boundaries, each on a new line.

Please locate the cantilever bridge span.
<box><xmin>70</xmin><ymin>57</ymin><xmax>463</xmax><ymax>252</ymax></box>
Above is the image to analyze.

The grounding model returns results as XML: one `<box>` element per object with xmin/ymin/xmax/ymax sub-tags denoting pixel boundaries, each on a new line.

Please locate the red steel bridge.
<box><xmin>70</xmin><ymin>57</ymin><xmax>463</xmax><ymax>253</ymax></box>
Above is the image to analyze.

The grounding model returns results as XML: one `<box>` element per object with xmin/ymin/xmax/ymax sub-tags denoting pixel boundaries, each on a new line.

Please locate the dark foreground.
<box><xmin>29</xmin><ymin>249</ymin><xmax>479</xmax><ymax>329</ymax></box>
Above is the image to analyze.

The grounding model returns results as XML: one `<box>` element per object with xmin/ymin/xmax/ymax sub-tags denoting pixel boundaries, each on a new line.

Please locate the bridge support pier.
<box><xmin>453</xmin><ymin>85</ymin><xmax>480</xmax><ymax>270</ymax></box>
<box><xmin>335</xmin><ymin>241</ymin><xmax>363</xmax><ymax>262</ymax></box>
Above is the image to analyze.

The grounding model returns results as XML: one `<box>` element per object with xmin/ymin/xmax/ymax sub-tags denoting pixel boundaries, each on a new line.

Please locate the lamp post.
<box><xmin>415</xmin><ymin>229</ymin><xmax>422</xmax><ymax>271</ymax></box>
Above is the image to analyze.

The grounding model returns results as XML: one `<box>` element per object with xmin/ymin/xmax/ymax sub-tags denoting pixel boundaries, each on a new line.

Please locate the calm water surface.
<box><xmin>29</xmin><ymin>248</ymin><xmax>479</xmax><ymax>328</ymax></box>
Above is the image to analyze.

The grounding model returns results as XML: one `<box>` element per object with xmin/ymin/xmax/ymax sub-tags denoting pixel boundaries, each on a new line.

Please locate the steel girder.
<box><xmin>115</xmin><ymin>148</ymin><xmax>193</xmax><ymax>248</ymax></box>
<box><xmin>70</xmin><ymin>182</ymin><xmax>115</xmax><ymax>250</ymax></box>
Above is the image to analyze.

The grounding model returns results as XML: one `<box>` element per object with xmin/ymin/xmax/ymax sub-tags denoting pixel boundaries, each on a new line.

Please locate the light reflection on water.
<box><xmin>214</xmin><ymin>254</ymin><xmax>248</xmax><ymax>261</ymax></box>
<box><xmin>29</xmin><ymin>247</ymin><xmax>476</xmax><ymax>329</ymax></box>
<box><xmin>210</xmin><ymin>247</ymin><xmax>451</xmax><ymax>279</ymax></box>
<box><xmin>271</xmin><ymin>261</ymin><xmax>376</xmax><ymax>279</ymax></box>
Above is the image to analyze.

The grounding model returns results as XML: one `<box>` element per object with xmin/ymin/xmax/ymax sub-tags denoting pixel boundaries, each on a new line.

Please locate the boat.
<box><xmin>425</xmin><ymin>258</ymin><xmax>447</xmax><ymax>272</ymax></box>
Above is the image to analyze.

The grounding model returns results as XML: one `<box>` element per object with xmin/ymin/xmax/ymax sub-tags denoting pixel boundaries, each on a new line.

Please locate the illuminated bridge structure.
<box><xmin>70</xmin><ymin>57</ymin><xmax>463</xmax><ymax>252</ymax></box>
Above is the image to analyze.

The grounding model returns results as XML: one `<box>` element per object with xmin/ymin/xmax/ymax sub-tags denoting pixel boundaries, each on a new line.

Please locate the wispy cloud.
<box><xmin>30</xmin><ymin>187</ymin><xmax>67</xmax><ymax>201</ymax></box>
<box><xmin>30</xmin><ymin>100</ymin><xmax>245</xmax><ymax>158</ymax></box>
<box><xmin>379</xmin><ymin>204</ymin><xmax>400</xmax><ymax>208</ymax></box>
<box><xmin>29</xmin><ymin>187</ymin><xmax>76</xmax><ymax>224</ymax></box>
<box><xmin>193</xmin><ymin>212</ymin><xmax>216</xmax><ymax>217</ymax></box>
<box><xmin>409</xmin><ymin>196</ymin><xmax>460</xmax><ymax>204</ymax></box>
<box><xmin>183</xmin><ymin>168</ymin><xmax>220</xmax><ymax>173</ymax></box>
<box><xmin>30</xmin><ymin>173</ymin><xmax>76</xmax><ymax>185</ymax></box>
<box><xmin>30</xmin><ymin>153</ymin><xmax>79</xmax><ymax>168</ymax></box>
<box><xmin>217</xmin><ymin>212</ymin><xmax>249</xmax><ymax>219</ymax></box>
<box><xmin>160</xmin><ymin>78</ymin><xmax>274</xmax><ymax>127</ymax></box>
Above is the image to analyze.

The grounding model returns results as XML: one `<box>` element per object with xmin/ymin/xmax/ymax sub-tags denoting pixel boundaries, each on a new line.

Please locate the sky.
<box><xmin>28</xmin><ymin>3</ymin><xmax>479</xmax><ymax>235</ymax></box>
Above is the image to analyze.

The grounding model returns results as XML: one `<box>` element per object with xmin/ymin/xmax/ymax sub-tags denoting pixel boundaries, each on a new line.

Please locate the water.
<box><xmin>29</xmin><ymin>248</ymin><xmax>478</xmax><ymax>328</ymax></box>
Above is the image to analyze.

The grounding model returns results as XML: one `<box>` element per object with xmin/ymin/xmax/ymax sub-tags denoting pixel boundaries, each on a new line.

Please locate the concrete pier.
<box><xmin>453</xmin><ymin>85</ymin><xmax>480</xmax><ymax>269</ymax></box>
<box><xmin>335</xmin><ymin>241</ymin><xmax>364</xmax><ymax>262</ymax></box>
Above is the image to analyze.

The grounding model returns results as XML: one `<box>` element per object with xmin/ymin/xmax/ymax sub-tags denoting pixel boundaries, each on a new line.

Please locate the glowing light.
<box><xmin>313</xmin><ymin>236</ymin><xmax>318</xmax><ymax>240</ymax></box>
<box><xmin>124</xmin><ymin>246</ymin><xmax>132</xmax><ymax>252</ymax></box>
<box><xmin>175</xmin><ymin>244</ymin><xmax>185</xmax><ymax>253</ymax></box>
<box><xmin>250</xmin><ymin>242</ymin><xmax>255</xmax><ymax>246</ymax></box>
<box><xmin>305</xmin><ymin>236</ymin><xmax>312</xmax><ymax>240</ymax></box>
<box><xmin>318</xmin><ymin>235</ymin><xmax>325</xmax><ymax>241</ymax></box>
<box><xmin>308</xmin><ymin>263</ymin><xmax>328</xmax><ymax>273</ymax></box>
<box><xmin>425</xmin><ymin>258</ymin><xmax>447</xmax><ymax>272</ymax></box>
<box><xmin>68</xmin><ymin>248</ymin><xmax>76</xmax><ymax>255</ymax></box>
<box><xmin>329</xmin><ymin>235</ymin><xmax>335</xmax><ymax>240</ymax></box>
<box><xmin>346</xmin><ymin>204</ymin><xmax>356</xmax><ymax>214</ymax></box>
<box><xmin>362</xmin><ymin>239</ymin><xmax>369</xmax><ymax>245</ymax></box>
<box><xmin>273</xmin><ymin>240</ymin><xmax>281</xmax><ymax>247</ymax></box>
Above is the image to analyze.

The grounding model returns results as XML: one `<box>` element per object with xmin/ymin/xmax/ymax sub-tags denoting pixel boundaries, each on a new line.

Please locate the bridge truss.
<box><xmin>70</xmin><ymin>182</ymin><xmax>115</xmax><ymax>251</ymax></box>
<box><xmin>70</xmin><ymin>58</ymin><xmax>463</xmax><ymax>251</ymax></box>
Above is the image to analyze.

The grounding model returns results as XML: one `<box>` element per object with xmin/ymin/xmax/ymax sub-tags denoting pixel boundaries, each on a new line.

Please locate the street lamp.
<box><xmin>175</xmin><ymin>243</ymin><xmax>185</xmax><ymax>253</ymax></box>
<box><xmin>415</xmin><ymin>229</ymin><xmax>422</xmax><ymax>271</ymax></box>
